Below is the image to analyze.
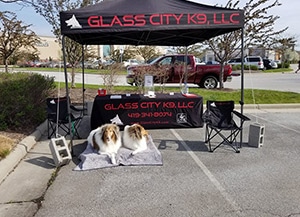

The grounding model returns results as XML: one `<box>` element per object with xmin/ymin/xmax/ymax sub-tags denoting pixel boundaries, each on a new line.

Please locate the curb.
<box><xmin>0</xmin><ymin>121</ymin><xmax>48</xmax><ymax>184</ymax></box>
<box><xmin>202</xmin><ymin>103</ymin><xmax>300</xmax><ymax>111</ymax></box>
<box><xmin>236</xmin><ymin>103</ymin><xmax>300</xmax><ymax>110</ymax></box>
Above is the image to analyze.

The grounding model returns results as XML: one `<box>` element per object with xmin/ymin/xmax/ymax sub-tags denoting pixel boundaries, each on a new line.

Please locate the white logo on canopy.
<box><xmin>65</xmin><ymin>15</ymin><xmax>82</xmax><ymax>29</ymax></box>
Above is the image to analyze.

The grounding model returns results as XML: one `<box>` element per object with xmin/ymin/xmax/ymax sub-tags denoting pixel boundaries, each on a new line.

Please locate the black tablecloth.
<box><xmin>90</xmin><ymin>93</ymin><xmax>203</xmax><ymax>130</ymax></box>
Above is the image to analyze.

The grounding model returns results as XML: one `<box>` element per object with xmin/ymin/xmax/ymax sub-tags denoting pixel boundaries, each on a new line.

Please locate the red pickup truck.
<box><xmin>126</xmin><ymin>54</ymin><xmax>233</xmax><ymax>89</ymax></box>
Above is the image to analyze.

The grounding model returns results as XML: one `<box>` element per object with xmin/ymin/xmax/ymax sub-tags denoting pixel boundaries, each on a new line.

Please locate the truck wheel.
<box><xmin>200</xmin><ymin>76</ymin><xmax>218</xmax><ymax>89</ymax></box>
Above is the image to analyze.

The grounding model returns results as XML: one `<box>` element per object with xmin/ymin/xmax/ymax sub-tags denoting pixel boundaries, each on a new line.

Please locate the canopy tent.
<box><xmin>59</xmin><ymin>0</ymin><xmax>245</xmax><ymax>146</ymax></box>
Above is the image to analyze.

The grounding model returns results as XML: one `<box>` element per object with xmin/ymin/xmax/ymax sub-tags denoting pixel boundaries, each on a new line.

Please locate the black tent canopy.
<box><xmin>60</xmin><ymin>0</ymin><xmax>244</xmax><ymax>46</ymax></box>
<box><xmin>59</xmin><ymin>0</ymin><xmax>245</xmax><ymax>144</ymax></box>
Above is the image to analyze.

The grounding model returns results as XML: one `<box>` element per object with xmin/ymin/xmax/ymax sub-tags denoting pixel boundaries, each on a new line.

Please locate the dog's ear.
<box><xmin>139</xmin><ymin>125</ymin><xmax>148</xmax><ymax>138</ymax></box>
<box><xmin>133</xmin><ymin>125</ymin><xmax>143</xmax><ymax>140</ymax></box>
<box><xmin>112</xmin><ymin>125</ymin><xmax>120</xmax><ymax>136</ymax></box>
<box><xmin>100</xmin><ymin>125</ymin><xmax>107</xmax><ymax>134</ymax></box>
<box><xmin>135</xmin><ymin>124</ymin><xmax>141</xmax><ymax>132</ymax></box>
<box><xmin>101</xmin><ymin>125</ymin><xmax>108</xmax><ymax>142</ymax></box>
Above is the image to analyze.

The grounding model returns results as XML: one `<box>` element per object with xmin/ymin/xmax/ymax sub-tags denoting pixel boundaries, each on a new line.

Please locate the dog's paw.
<box><xmin>111</xmin><ymin>157</ymin><xmax>117</xmax><ymax>165</ymax></box>
<box><xmin>131</xmin><ymin>150</ymin><xmax>138</xmax><ymax>155</ymax></box>
<box><xmin>132</xmin><ymin>148</ymin><xmax>146</xmax><ymax>155</ymax></box>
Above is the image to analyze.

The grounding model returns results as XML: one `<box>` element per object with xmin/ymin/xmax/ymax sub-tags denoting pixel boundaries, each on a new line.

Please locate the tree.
<box><xmin>135</xmin><ymin>46</ymin><xmax>162</xmax><ymax>62</ymax></box>
<box><xmin>111</xmin><ymin>46</ymin><xmax>136</xmax><ymax>63</ymax></box>
<box><xmin>206</xmin><ymin>0</ymin><xmax>287</xmax><ymax>88</ymax></box>
<box><xmin>170</xmin><ymin>44</ymin><xmax>204</xmax><ymax>58</ymax></box>
<box><xmin>273</xmin><ymin>36</ymin><xmax>297</xmax><ymax>67</ymax></box>
<box><xmin>0</xmin><ymin>11</ymin><xmax>39</xmax><ymax>72</ymax></box>
<box><xmin>9</xmin><ymin>50</ymin><xmax>39</xmax><ymax>65</ymax></box>
<box><xmin>62</xmin><ymin>37</ymin><xmax>97</xmax><ymax>87</ymax></box>
<box><xmin>111</xmin><ymin>46</ymin><xmax>162</xmax><ymax>64</ymax></box>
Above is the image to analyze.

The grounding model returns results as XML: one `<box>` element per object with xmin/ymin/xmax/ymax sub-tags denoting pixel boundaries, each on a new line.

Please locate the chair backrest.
<box><xmin>204</xmin><ymin>100</ymin><xmax>235</xmax><ymax>128</ymax></box>
<box><xmin>46</xmin><ymin>96</ymin><xmax>69</xmax><ymax>121</ymax></box>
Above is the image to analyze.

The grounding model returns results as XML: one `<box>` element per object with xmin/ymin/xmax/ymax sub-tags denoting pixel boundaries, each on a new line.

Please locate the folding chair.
<box><xmin>203</xmin><ymin>100</ymin><xmax>250</xmax><ymax>153</ymax></box>
<box><xmin>46</xmin><ymin>96</ymin><xmax>84</xmax><ymax>139</ymax></box>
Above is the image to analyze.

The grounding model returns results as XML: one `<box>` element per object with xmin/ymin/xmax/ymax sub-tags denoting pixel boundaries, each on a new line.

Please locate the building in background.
<box><xmin>36</xmin><ymin>36</ymin><xmax>112</xmax><ymax>61</ymax></box>
<box><xmin>36</xmin><ymin>36</ymin><xmax>61</xmax><ymax>60</ymax></box>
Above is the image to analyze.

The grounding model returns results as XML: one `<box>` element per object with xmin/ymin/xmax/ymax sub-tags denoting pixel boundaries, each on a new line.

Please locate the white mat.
<box><xmin>74</xmin><ymin>135</ymin><xmax>163</xmax><ymax>171</ymax></box>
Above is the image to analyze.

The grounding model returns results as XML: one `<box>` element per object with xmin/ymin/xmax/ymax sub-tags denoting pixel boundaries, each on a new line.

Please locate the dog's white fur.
<box><xmin>122</xmin><ymin>124</ymin><xmax>148</xmax><ymax>155</ymax></box>
<box><xmin>87</xmin><ymin>124</ymin><xmax>121</xmax><ymax>164</ymax></box>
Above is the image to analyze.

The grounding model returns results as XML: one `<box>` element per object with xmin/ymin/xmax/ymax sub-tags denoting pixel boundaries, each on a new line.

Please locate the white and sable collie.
<box><xmin>87</xmin><ymin>124</ymin><xmax>121</xmax><ymax>164</ymax></box>
<box><xmin>122</xmin><ymin>124</ymin><xmax>149</xmax><ymax>155</ymax></box>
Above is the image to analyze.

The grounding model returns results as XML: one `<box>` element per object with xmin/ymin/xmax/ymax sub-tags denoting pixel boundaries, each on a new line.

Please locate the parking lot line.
<box><xmin>170</xmin><ymin>129</ymin><xmax>242</xmax><ymax>214</ymax></box>
<box><xmin>251</xmin><ymin>113</ymin><xmax>300</xmax><ymax>134</ymax></box>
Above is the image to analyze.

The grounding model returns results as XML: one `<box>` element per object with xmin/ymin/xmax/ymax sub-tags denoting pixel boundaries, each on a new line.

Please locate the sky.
<box><xmin>0</xmin><ymin>0</ymin><xmax>299</xmax><ymax>48</ymax></box>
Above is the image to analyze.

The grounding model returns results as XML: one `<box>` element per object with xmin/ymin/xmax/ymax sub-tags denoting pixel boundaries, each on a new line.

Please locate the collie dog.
<box><xmin>122</xmin><ymin>124</ymin><xmax>149</xmax><ymax>155</ymax></box>
<box><xmin>87</xmin><ymin>124</ymin><xmax>121</xmax><ymax>164</ymax></box>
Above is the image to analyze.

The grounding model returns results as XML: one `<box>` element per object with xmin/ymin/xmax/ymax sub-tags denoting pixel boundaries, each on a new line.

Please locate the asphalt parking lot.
<box><xmin>27</xmin><ymin>108</ymin><xmax>300</xmax><ymax>217</ymax></box>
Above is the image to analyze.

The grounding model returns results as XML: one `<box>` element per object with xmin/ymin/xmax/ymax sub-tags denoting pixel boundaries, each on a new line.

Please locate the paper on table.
<box><xmin>110</xmin><ymin>95</ymin><xmax>122</xmax><ymax>99</ymax></box>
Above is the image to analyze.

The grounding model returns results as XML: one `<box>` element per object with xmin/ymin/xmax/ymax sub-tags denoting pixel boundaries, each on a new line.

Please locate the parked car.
<box><xmin>18</xmin><ymin>61</ymin><xmax>35</xmax><ymax>67</ymax></box>
<box><xmin>263</xmin><ymin>59</ymin><xmax>278</xmax><ymax>70</ymax></box>
<box><xmin>102</xmin><ymin>59</ymin><xmax>115</xmax><ymax>66</ymax></box>
<box><xmin>123</xmin><ymin>59</ymin><xmax>140</xmax><ymax>67</ymax></box>
<box><xmin>52</xmin><ymin>61</ymin><xmax>71</xmax><ymax>68</ymax></box>
<box><xmin>206</xmin><ymin>60</ymin><xmax>220</xmax><ymax>65</ymax></box>
<box><xmin>274</xmin><ymin>60</ymin><xmax>281</xmax><ymax>65</ymax></box>
<box><xmin>228</xmin><ymin>56</ymin><xmax>264</xmax><ymax>70</ymax></box>
<box><xmin>146</xmin><ymin>57</ymin><xmax>159</xmax><ymax>64</ymax></box>
<box><xmin>84</xmin><ymin>60</ymin><xmax>100</xmax><ymax>69</ymax></box>
<box><xmin>195</xmin><ymin>57</ymin><xmax>205</xmax><ymax>65</ymax></box>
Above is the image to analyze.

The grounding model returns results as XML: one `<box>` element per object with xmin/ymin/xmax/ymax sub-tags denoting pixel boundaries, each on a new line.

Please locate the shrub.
<box><xmin>277</xmin><ymin>62</ymin><xmax>290</xmax><ymax>69</ymax></box>
<box><xmin>0</xmin><ymin>72</ymin><xmax>55</xmax><ymax>131</ymax></box>
<box><xmin>231</xmin><ymin>65</ymin><xmax>241</xmax><ymax>71</ymax></box>
<box><xmin>102</xmin><ymin>63</ymin><xmax>123</xmax><ymax>93</ymax></box>
<box><xmin>130</xmin><ymin>65</ymin><xmax>170</xmax><ymax>94</ymax></box>
<box><xmin>231</xmin><ymin>64</ymin><xmax>258</xmax><ymax>71</ymax></box>
<box><xmin>282</xmin><ymin>62</ymin><xmax>290</xmax><ymax>69</ymax></box>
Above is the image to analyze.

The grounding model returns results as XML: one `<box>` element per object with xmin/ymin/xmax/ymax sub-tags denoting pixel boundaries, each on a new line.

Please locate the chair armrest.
<box><xmin>70</xmin><ymin>104</ymin><xmax>86</xmax><ymax>112</ymax></box>
<box><xmin>233</xmin><ymin>110</ymin><xmax>250</xmax><ymax>121</ymax></box>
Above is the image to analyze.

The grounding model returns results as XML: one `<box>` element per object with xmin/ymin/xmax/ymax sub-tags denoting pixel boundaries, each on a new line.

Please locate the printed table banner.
<box><xmin>90</xmin><ymin>93</ymin><xmax>203</xmax><ymax>130</ymax></box>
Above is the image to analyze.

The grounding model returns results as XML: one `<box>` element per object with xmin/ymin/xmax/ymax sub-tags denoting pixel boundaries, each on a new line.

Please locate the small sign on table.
<box><xmin>144</xmin><ymin>75</ymin><xmax>155</xmax><ymax>97</ymax></box>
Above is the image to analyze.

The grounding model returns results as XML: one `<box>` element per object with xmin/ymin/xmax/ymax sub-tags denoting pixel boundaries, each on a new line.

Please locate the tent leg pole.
<box><xmin>62</xmin><ymin>35</ymin><xmax>74</xmax><ymax>155</ymax></box>
<box><xmin>240</xmin><ymin>27</ymin><xmax>245</xmax><ymax>148</ymax></box>
<box><xmin>184</xmin><ymin>46</ymin><xmax>188</xmax><ymax>84</ymax></box>
<box><xmin>82</xmin><ymin>45</ymin><xmax>85</xmax><ymax>113</ymax></box>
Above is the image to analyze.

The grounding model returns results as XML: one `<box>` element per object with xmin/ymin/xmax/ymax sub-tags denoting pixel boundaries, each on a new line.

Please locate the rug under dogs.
<box><xmin>74</xmin><ymin>135</ymin><xmax>163</xmax><ymax>171</ymax></box>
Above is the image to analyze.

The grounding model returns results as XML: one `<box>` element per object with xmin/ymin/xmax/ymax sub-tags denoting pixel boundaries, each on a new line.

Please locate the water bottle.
<box><xmin>182</xmin><ymin>82</ymin><xmax>189</xmax><ymax>94</ymax></box>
